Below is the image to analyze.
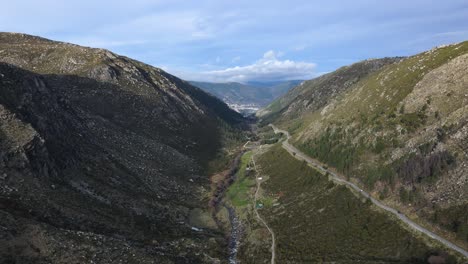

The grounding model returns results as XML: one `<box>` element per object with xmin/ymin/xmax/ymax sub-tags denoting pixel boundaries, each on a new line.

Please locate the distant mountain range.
<box><xmin>189</xmin><ymin>80</ymin><xmax>303</xmax><ymax>115</ymax></box>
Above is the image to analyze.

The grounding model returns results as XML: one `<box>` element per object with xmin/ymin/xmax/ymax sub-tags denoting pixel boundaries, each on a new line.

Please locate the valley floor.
<box><xmin>224</xmin><ymin>125</ymin><xmax>466</xmax><ymax>263</ymax></box>
<box><xmin>270</xmin><ymin>124</ymin><xmax>468</xmax><ymax>259</ymax></box>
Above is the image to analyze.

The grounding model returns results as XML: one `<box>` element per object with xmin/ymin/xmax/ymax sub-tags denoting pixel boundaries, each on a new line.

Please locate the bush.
<box><xmin>253</xmin><ymin>144</ymin><xmax>434</xmax><ymax>263</ymax></box>
<box><xmin>399</xmin><ymin>112</ymin><xmax>426</xmax><ymax>133</ymax></box>
<box><xmin>373</xmin><ymin>137</ymin><xmax>387</xmax><ymax>154</ymax></box>
<box><xmin>432</xmin><ymin>204</ymin><xmax>468</xmax><ymax>242</ymax></box>
<box><xmin>362</xmin><ymin>164</ymin><xmax>395</xmax><ymax>188</ymax></box>
<box><xmin>299</xmin><ymin>126</ymin><xmax>358</xmax><ymax>174</ymax></box>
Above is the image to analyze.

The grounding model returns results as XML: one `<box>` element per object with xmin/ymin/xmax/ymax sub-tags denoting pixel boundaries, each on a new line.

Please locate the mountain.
<box><xmin>257</xmin><ymin>57</ymin><xmax>401</xmax><ymax>121</ymax></box>
<box><xmin>0</xmin><ymin>33</ymin><xmax>245</xmax><ymax>263</ymax></box>
<box><xmin>189</xmin><ymin>80</ymin><xmax>303</xmax><ymax>115</ymax></box>
<box><xmin>259</xmin><ymin>42</ymin><xmax>468</xmax><ymax>250</ymax></box>
<box><xmin>241</xmin><ymin>143</ymin><xmax>448</xmax><ymax>262</ymax></box>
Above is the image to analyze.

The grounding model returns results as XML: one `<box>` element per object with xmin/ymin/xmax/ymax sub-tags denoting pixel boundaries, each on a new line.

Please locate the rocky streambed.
<box><xmin>209</xmin><ymin>150</ymin><xmax>246</xmax><ymax>264</ymax></box>
<box><xmin>225</xmin><ymin>204</ymin><xmax>242</xmax><ymax>264</ymax></box>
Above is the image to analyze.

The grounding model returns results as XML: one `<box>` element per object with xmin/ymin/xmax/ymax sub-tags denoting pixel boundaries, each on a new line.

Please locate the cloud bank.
<box><xmin>197</xmin><ymin>51</ymin><xmax>317</xmax><ymax>82</ymax></box>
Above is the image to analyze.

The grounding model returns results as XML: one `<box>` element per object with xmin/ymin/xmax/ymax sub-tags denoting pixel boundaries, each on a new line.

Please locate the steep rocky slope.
<box><xmin>257</xmin><ymin>57</ymin><xmax>400</xmax><ymax>123</ymax></box>
<box><xmin>260</xmin><ymin>41</ymin><xmax>468</xmax><ymax>250</ymax></box>
<box><xmin>0</xmin><ymin>33</ymin><xmax>245</xmax><ymax>263</ymax></box>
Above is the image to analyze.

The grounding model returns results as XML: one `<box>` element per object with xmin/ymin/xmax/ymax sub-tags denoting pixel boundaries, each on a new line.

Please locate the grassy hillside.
<box><xmin>252</xmin><ymin>143</ymin><xmax>460</xmax><ymax>263</ymax></box>
<box><xmin>257</xmin><ymin>57</ymin><xmax>400</xmax><ymax>124</ymax></box>
<box><xmin>261</xmin><ymin>41</ymin><xmax>468</xmax><ymax>249</ymax></box>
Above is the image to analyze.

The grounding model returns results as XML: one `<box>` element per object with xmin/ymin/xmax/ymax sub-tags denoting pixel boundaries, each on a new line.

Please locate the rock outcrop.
<box><xmin>0</xmin><ymin>33</ymin><xmax>244</xmax><ymax>263</ymax></box>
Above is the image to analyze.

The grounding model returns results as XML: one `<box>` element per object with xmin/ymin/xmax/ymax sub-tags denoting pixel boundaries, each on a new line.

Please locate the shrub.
<box><xmin>399</xmin><ymin>112</ymin><xmax>426</xmax><ymax>133</ymax></box>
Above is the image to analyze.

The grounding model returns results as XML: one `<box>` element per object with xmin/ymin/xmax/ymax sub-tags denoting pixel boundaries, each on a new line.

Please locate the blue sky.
<box><xmin>1</xmin><ymin>0</ymin><xmax>468</xmax><ymax>82</ymax></box>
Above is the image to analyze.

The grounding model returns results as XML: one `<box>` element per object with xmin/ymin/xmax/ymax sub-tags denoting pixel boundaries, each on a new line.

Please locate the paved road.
<box><xmin>251</xmin><ymin>148</ymin><xmax>276</xmax><ymax>264</ymax></box>
<box><xmin>269</xmin><ymin>124</ymin><xmax>468</xmax><ymax>259</ymax></box>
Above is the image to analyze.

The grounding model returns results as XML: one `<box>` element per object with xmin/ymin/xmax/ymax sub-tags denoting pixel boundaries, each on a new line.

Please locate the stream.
<box><xmin>225</xmin><ymin>204</ymin><xmax>242</xmax><ymax>264</ymax></box>
<box><xmin>210</xmin><ymin>150</ymin><xmax>246</xmax><ymax>263</ymax></box>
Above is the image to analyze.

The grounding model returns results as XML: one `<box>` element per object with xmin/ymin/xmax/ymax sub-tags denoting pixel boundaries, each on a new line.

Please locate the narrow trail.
<box><xmin>269</xmin><ymin>124</ymin><xmax>468</xmax><ymax>259</ymax></box>
<box><xmin>251</xmin><ymin>148</ymin><xmax>276</xmax><ymax>264</ymax></box>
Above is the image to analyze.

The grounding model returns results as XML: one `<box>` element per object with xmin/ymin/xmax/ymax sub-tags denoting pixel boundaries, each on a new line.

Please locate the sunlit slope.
<box><xmin>261</xmin><ymin>41</ymin><xmax>468</xmax><ymax>247</ymax></box>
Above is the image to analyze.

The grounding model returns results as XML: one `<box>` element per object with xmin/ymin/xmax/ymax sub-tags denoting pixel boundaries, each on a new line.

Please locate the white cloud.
<box><xmin>196</xmin><ymin>50</ymin><xmax>317</xmax><ymax>82</ymax></box>
<box><xmin>90</xmin><ymin>11</ymin><xmax>215</xmax><ymax>42</ymax></box>
<box><xmin>293</xmin><ymin>44</ymin><xmax>307</xmax><ymax>51</ymax></box>
<box><xmin>55</xmin><ymin>8</ymin><xmax>224</xmax><ymax>49</ymax></box>
<box><xmin>262</xmin><ymin>50</ymin><xmax>276</xmax><ymax>60</ymax></box>
<box><xmin>231</xmin><ymin>56</ymin><xmax>241</xmax><ymax>63</ymax></box>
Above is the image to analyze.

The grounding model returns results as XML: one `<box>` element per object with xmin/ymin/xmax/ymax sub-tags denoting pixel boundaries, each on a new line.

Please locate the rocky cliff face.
<box><xmin>261</xmin><ymin>41</ymin><xmax>468</xmax><ymax>248</ymax></box>
<box><xmin>0</xmin><ymin>33</ymin><xmax>244</xmax><ymax>263</ymax></box>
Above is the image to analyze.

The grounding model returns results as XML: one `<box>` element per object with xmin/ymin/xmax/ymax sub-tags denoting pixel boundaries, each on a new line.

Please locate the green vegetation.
<box><xmin>253</xmin><ymin>42</ymin><xmax>468</xmax><ymax>263</ymax></box>
<box><xmin>260</xmin><ymin>43</ymin><xmax>468</xmax><ymax>247</ymax></box>
<box><xmin>432</xmin><ymin>204</ymin><xmax>468</xmax><ymax>242</ymax></box>
<box><xmin>399</xmin><ymin>187</ymin><xmax>423</xmax><ymax>205</ymax></box>
<box><xmin>363</xmin><ymin>164</ymin><xmax>395</xmax><ymax>188</ymax></box>
<box><xmin>258</xmin><ymin>196</ymin><xmax>275</xmax><ymax>208</ymax></box>
<box><xmin>258</xmin><ymin>127</ymin><xmax>283</xmax><ymax>145</ymax></box>
<box><xmin>258</xmin><ymin>57</ymin><xmax>400</xmax><ymax>125</ymax></box>
<box><xmin>399</xmin><ymin>111</ymin><xmax>427</xmax><ymax>133</ymax></box>
<box><xmin>329</xmin><ymin>42</ymin><xmax>468</xmax><ymax>125</ymax></box>
<box><xmin>299</xmin><ymin>126</ymin><xmax>360</xmax><ymax>174</ymax></box>
<box><xmin>226</xmin><ymin>151</ymin><xmax>256</xmax><ymax>207</ymax></box>
<box><xmin>284</xmin><ymin>119</ymin><xmax>303</xmax><ymax>134</ymax></box>
<box><xmin>253</xmin><ymin>144</ymin><xmax>458</xmax><ymax>263</ymax></box>
<box><xmin>206</xmin><ymin>122</ymin><xmax>250</xmax><ymax>175</ymax></box>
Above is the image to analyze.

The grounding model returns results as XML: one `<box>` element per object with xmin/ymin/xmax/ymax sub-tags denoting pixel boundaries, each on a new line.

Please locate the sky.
<box><xmin>1</xmin><ymin>0</ymin><xmax>468</xmax><ymax>83</ymax></box>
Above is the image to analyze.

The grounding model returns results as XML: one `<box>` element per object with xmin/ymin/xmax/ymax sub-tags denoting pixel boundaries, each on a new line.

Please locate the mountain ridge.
<box><xmin>189</xmin><ymin>80</ymin><xmax>303</xmax><ymax>113</ymax></box>
<box><xmin>260</xmin><ymin>41</ymin><xmax>468</xmax><ymax>252</ymax></box>
<box><xmin>0</xmin><ymin>32</ymin><xmax>245</xmax><ymax>263</ymax></box>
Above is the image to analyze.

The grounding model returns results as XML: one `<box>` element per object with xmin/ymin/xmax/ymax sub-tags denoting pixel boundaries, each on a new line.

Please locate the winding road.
<box><xmin>251</xmin><ymin>148</ymin><xmax>276</xmax><ymax>264</ymax></box>
<box><xmin>269</xmin><ymin>124</ymin><xmax>468</xmax><ymax>259</ymax></box>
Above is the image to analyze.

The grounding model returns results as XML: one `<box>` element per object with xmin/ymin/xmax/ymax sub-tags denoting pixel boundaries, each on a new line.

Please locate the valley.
<box><xmin>269</xmin><ymin>124</ymin><xmax>467</xmax><ymax>258</ymax></box>
<box><xmin>0</xmin><ymin>33</ymin><xmax>247</xmax><ymax>263</ymax></box>
<box><xmin>250</xmin><ymin>41</ymin><xmax>468</xmax><ymax>263</ymax></box>
<box><xmin>190</xmin><ymin>80</ymin><xmax>303</xmax><ymax>116</ymax></box>
<box><xmin>224</xmin><ymin>126</ymin><xmax>465</xmax><ymax>263</ymax></box>
<box><xmin>0</xmin><ymin>32</ymin><xmax>467</xmax><ymax>264</ymax></box>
